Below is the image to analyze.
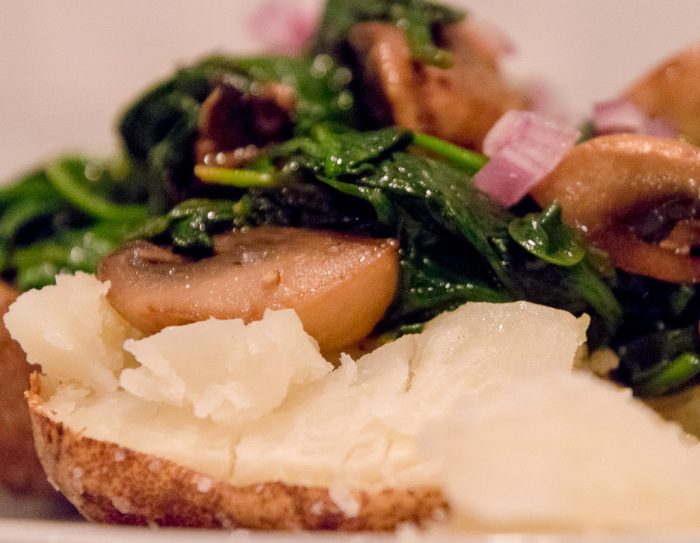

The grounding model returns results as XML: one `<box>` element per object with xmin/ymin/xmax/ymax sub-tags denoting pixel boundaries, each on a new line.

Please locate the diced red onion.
<box><xmin>250</xmin><ymin>1</ymin><xmax>318</xmax><ymax>55</ymax></box>
<box><xmin>643</xmin><ymin>117</ymin><xmax>677</xmax><ymax>138</ymax></box>
<box><xmin>593</xmin><ymin>97</ymin><xmax>678</xmax><ymax>137</ymax></box>
<box><xmin>593</xmin><ymin>98</ymin><xmax>647</xmax><ymax>135</ymax></box>
<box><xmin>474</xmin><ymin>111</ymin><xmax>580</xmax><ymax>208</ymax></box>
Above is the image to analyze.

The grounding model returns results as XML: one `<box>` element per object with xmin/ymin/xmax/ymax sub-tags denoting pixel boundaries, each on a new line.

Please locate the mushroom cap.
<box><xmin>99</xmin><ymin>227</ymin><xmax>399</xmax><ymax>353</ymax></box>
<box><xmin>532</xmin><ymin>134</ymin><xmax>700</xmax><ymax>283</ymax></box>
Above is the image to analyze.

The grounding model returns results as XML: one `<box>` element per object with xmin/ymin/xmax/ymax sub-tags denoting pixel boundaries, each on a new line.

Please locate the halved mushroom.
<box><xmin>626</xmin><ymin>43</ymin><xmax>700</xmax><ymax>144</ymax></box>
<box><xmin>98</xmin><ymin>227</ymin><xmax>399</xmax><ymax>353</ymax></box>
<box><xmin>349</xmin><ymin>21</ymin><xmax>526</xmax><ymax>151</ymax></box>
<box><xmin>531</xmin><ymin>134</ymin><xmax>700</xmax><ymax>283</ymax></box>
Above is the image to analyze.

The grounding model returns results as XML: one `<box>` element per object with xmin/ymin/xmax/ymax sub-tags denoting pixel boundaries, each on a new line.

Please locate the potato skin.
<box><xmin>0</xmin><ymin>282</ymin><xmax>55</xmax><ymax>496</ymax></box>
<box><xmin>27</xmin><ymin>375</ymin><xmax>446</xmax><ymax>530</ymax></box>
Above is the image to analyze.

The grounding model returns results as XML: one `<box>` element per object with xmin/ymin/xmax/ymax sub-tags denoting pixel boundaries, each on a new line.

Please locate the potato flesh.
<box><xmin>43</xmin><ymin>387</ymin><xmax>233</xmax><ymax>480</ymax></box>
<box><xmin>120</xmin><ymin>310</ymin><xmax>333</xmax><ymax>425</ymax></box>
<box><xmin>13</xmin><ymin>274</ymin><xmax>700</xmax><ymax>531</ymax></box>
<box><xmin>4</xmin><ymin>273</ymin><xmax>138</xmax><ymax>394</ymax></box>
<box><xmin>233</xmin><ymin>301</ymin><xmax>588</xmax><ymax>488</ymax></box>
<box><xmin>6</xmin><ymin>275</ymin><xmax>588</xmax><ymax>491</ymax></box>
<box><xmin>426</xmin><ymin>371</ymin><xmax>700</xmax><ymax>532</ymax></box>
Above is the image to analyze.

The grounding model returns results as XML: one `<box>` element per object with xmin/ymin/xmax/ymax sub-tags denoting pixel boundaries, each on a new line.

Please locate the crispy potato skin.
<box><xmin>27</xmin><ymin>375</ymin><xmax>446</xmax><ymax>530</ymax></box>
<box><xmin>0</xmin><ymin>282</ymin><xmax>55</xmax><ymax>495</ymax></box>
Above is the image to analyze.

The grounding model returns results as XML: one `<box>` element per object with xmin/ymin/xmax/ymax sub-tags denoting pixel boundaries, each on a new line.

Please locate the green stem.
<box><xmin>46</xmin><ymin>159</ymin><xmax>149</xmax><ymax>222</ymax></box>
<box><xmin>634</xmin><ymin>352</ymin><xmax>700</xmax><ymax>397</ymax></box>
<box><xmin>194</xmin><ymin>165</ymin><xmax>278</xmax><ymax>188</ymax></box>
<box><xmin>412</xmin><ymin>133</ymin><xmax>488</xmax><ymax>175</ymax></box>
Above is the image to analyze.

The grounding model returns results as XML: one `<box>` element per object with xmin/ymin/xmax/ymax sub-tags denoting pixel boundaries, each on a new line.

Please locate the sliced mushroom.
<box><xmin>532</xmin><ymin>134</ymin><xmax>700</xmax><ymax>283</ymax></box>
<box><xmin>627</xmin><ymin>43</ymin><xmax>700</xmax><ymax>144</ymax></box>
<box><xmin>99</xmin><ymin>227</ymin><xmax>399</xmax><ymax>353</ymax></box>
<box><xmin>196</xmin><ymin>81</ymin><xmax>296</xmax><ymax>169</ymax></box>
<box><xmin>349</xmin><ymin>21</ymin><xmax>526</xmax><ymax>151</ymax></box>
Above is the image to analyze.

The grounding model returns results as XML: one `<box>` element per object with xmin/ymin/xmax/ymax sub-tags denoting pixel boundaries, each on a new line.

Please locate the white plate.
<box><xmin>2</xmin><ymin>0</ymin><xmax>700</xmax><ymax>540</ymax></box>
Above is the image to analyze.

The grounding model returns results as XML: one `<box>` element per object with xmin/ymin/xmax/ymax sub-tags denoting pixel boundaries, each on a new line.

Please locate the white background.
<box><xmin>1</xmin><ymin>0</ymin><xmax>699</xmax><ymax>180</ymax></box>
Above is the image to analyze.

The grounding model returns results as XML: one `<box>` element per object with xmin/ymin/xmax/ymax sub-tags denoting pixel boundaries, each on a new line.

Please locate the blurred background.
<box><xmin>1</xmin><ymin>0</ymin><xmax>699</xmax><ymax>180</ymax></box>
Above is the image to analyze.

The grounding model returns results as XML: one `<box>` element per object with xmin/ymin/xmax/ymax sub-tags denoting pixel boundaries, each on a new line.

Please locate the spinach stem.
<box><xmin>194</xmin><ymin>165</ymin><xmax>278</xmax><ymax>188</ymax></box>
<box><xmin>46</xmin><ymin>159</ymin><xmax>148</xmax><ymax>222</ymax></box>
<box><xmin>412</xmin><ymin>133</ymin><xmax>487</xmax><ymax>174</ymax></box>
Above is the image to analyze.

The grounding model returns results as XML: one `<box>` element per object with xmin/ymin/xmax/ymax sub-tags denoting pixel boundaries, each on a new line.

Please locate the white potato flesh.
<box><xmin>426</xmin><ymin>371</ymin><xmax>700</xmax><ymax>532</ymax></box>
<box><xmin>382</xmin><ymin>301</ymin><xmax>589</xmax><ymax>435</ymax></box>
<box><xmin>4</xmin><ymin>273</ymin><xmax>139</xmax><ymax>393</ymax></box>
<box><xmin>43</xmin><ymin>387</ymin><xmax>233</xmax><ymax>480</ymax></box>
<box><xmin>9</xmin><ymin>277</ymin><xmax>600</xmax><ymax>498</ymax></box>
<box><xmin>232</xmin><ymin>335</ymin><xmax>415</xmax><ymax>488</ymax></box>
<box><xmin>120</xmin><ymin>310</ymin><xmax>332</xmax><ymax>425</ymax></box>
<box><xmin>233</xmin><ymin>302</ymin><xmax>588</xmax><ymax>488</ymax></box>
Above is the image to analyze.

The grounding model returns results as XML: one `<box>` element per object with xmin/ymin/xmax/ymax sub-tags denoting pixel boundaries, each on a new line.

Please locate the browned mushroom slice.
<box><xmin>196</xmin><ymin>81</ymin><xmax>296</xmax><ymax>169</ymax></box>
<box><xmin>626</xmin><ymin>43</ymin><xmax>700</xmax><ymax>144</ymax></box>
<box><xmin>0</xmin><ymin>281</ymin><xmax>55</xmax><ymax>496</ymax></box>
<box><xmin>349</xmin><ymin>21</ymin><xmax>527</xmax><ymax>151</ymax></box>
<box><xmin>99</xmin><ymin>227</ymin><xmax>399</xmax><ymax>353</ymax></box>
<box><xmin>531</xmin><ymin>134</ymin><xmax>700</xmax><ymax>283</ymax></box>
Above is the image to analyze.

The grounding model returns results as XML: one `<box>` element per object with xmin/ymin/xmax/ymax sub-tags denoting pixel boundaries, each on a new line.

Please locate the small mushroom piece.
<box><xmin>349</xmin><ymin>21</ymin><xmax>527</xmax><ymax>151</ymax></box>
<box><xmin>196</xmin><ymin>81</ymin><xmax>296</xmax><ymax>169</ymax></box>
<box><xmin>531</xmin><ymin>134</ymin><xmax>700</xmax><ymax>283</ymax></box>
<box><xmin>626</xmin><ymin>43</ymin><xmax>700</xmax><ymax>144</ymax></box>
<box><xmin>98</xmin><ymin>227</ymin><xmax>399</xmax><ymax>353</ymax></box>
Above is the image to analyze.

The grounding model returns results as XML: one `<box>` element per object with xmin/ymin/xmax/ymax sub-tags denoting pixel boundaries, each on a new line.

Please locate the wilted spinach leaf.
<box><xmin>508</xmin><ymin>203</ymin><xmax>585</xmax><ymax>267</ymax></box>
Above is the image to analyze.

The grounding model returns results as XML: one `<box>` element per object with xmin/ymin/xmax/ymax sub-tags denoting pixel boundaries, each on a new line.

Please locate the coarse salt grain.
<box><xmin>196</xmin><ymin>477</ymin><xmax>213</xmax><ymax>493</ymax></box>
<box><xmin>328</xmin><ymin>487</ymin><xmax>360</xmax><ymax>518</ymax></box>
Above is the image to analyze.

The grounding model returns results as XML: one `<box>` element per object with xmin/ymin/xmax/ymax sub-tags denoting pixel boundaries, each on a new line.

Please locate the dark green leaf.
<box><xmin>12</xmin><ymin>221</ymin><xmax>137</xmax><ymax>290</ymax></box>
<box><xmin>508</xmin><ymin>203</ymin><xmax>586</xmax><ymax>267</ymax></box>
<box><xmin>309</xmin><ymin>0</ymin><xmax>464</xmax><ymax>67</ymax></box>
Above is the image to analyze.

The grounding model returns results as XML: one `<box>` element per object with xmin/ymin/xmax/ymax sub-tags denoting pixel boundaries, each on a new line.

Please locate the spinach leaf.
<box><xmin>45</xmin><ymin>157</ymin><xmax>149</xmax><ymax>222</ymax></box>
<box><xmin>200</xmin><ymin>55</ymin><xmax>358</xmax><ymax>132</ymax></box>
<box><xmin>12</xmin><ymin>221</ymin><xmax>137</xmax><ymax>290</ymax></box>
<box><xmin>0</xmin><ymin>158</ymin><xmax>155</xmax><ymax>289</ymax></box>
<box><xmin>508</xmin><ymin>203</ymin><xmax>586</xmax><ymax>267</ymax></box>
<box><xmin>309</xmin><ymin>0</ymin><xmax>464</xmax><ymax>67</ymax></box>
<box><xmin>618</xmin><ymin>325</ymin><xmax>700</xmax><ymax>396</ymax></box>
<box><xmin>132</xmin><ymin>198</ymin><xmax>241</xmax><ymax>257</ymax></box>
<box><xmin>118</xmin><ymin>54</ymin><xmax>360</xmax><ymax>205</ymax></box>
<box><xmin>262</xmin><ymin>125</ymin><xmax>620</xmax><ymax>334</ymax></box>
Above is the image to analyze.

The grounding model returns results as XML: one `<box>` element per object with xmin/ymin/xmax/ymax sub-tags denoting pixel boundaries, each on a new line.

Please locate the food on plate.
<box><xmin>0</xmin><ymin>281</ymin><xmax>53</xmax><ymax>495</ymax></box>
<box><xmin>531</xmin><ymin>134</ymin><xmax>700</xmax><ymax>283</ymax></box>
<box><xmin>11</xmin><ymin>273</ymin><xmax>587</xmax><ymax>528</ymax></box>
<box><xmin>5</xmin><ymin>0</ymin><xmax>700</xmax><ymax>533</ymax></box>
<box><xmin>348</xmin><ymin>19</ymin><xmax>526</xmax><ymax>150</ymax></box>
<box><xmin>626</xmin><ymin>43</ymin><xmax>700</xmax><ymax>144</ymax></box>
<box><xmin>12</xmin><ymin>275</ymin><xmax>700</xmax><ymax>532</ymax></box>
<box><xmin>427</xmin><ymin>371</ymin><xmax>700</xmax><ymax>532</ymax></box>
<box><xmin>98</xmin><ymin>227</ymin><xmax>399</xmax><ymax>352</ymax></box>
